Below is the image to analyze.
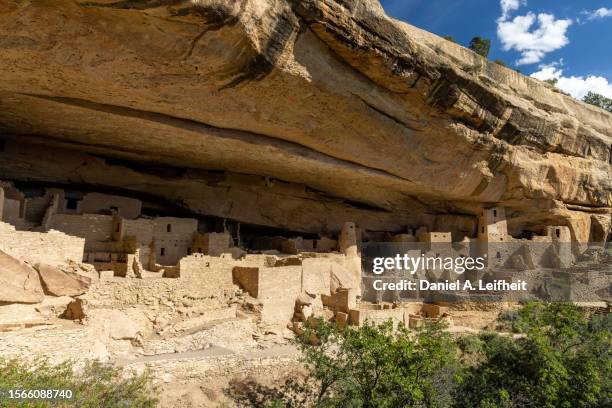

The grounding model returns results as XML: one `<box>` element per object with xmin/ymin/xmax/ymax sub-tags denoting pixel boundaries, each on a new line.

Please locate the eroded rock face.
<box><xmin>0</xmin><ymin>251</ymin><xmax>44</xmax><ymax>304</ymax></box>
<box><xmin>0</xmin><ymin>0</ymin><xmax>609</xmax><ymax>241</ymax></box>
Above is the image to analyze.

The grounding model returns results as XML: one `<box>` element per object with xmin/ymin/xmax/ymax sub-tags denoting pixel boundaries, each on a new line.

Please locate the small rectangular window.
<box><xmin>187</xmin><ymin>247</ymin><xmax>192</xmax><ymax>255</ymax></box>
<box><xmin>66</xmin><ymin>198</ymin><xmax>78</xmax><ymax>210</ymax></box>
<box><xmin>167</xmin><ymin>224</ymin><xmax>172</xmax><ymax>233</ymax></box>
<box><xmin>160</xmin><ymin>248</ymin><xmax>165</xmax><ymax>256</ymax></box>
<box><xmin>556</xmin><ymin>229</ymin><xmax>560</xmax><ymax>238</ymax></box>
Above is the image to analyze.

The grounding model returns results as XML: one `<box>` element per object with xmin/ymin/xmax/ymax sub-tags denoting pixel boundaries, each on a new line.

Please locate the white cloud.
<box><xmin>582</xmin><ymin>8</ymin><xmax>612</xmax><ymax>20</ymax></box>
<box><xmin>496</xmin><ymin>1</ymin><xmax>572</xmax><ymax>66</ymax></box>
<box><xmin>498</xmin><ymin>12</ymin><xmax>572</xmax><ymax>65</ymax></box>
<box><xmin>530</xmin><ymin>61</ymin><xmax>612</xmax><ymax>100</ymax></box>
<box><xmin>499</xmin><ymin>1</ymin><xmax>611</xmax><ymax>99</ymax></box>
<box><xmin>499</xmin><ymin>0</ymin><xmax>526</xmax><ymax>21</ymax></box>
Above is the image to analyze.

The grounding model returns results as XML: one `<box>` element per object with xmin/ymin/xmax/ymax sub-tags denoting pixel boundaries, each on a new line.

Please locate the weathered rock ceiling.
<box><xmin>0</xmin><ymin>0</ymin><xmax>610</xmax><ymax>240</ymax></box>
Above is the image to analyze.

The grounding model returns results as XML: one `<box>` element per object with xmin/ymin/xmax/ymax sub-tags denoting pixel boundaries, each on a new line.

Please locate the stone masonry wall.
<box><xmin>48</xmin><ymin>214</ymin><xmax>114</xmax><ymax>251</ymax></box>
<box><xmin>178</xmin><ymin>254</ymin><xmax>235</xmax><ymax>296</ymax></box>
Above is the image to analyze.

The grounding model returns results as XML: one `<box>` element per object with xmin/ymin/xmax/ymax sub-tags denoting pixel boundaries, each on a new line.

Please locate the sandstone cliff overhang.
<box><xmin>0</xmin><ymin>0</ymin><xmax>610</xmax><ymax>241</ymax></box>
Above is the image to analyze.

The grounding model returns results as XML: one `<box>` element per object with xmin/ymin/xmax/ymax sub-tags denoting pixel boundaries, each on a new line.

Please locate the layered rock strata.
<box><xmin>0</xmin><ymin>0</ymin><xmax>609</xmax><ymax>242</ymax></box>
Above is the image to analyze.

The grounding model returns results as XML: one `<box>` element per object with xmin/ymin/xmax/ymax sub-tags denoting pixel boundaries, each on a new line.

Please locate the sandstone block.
<box><xmin>232</xmin><ymin>267</ymin><xmax>260</xmax><ymax>297</ymax></box>
<box><xmin>233</xmin><ymin>265</ymin><xmax>302</xmax><ymax>299</ymax></box>
<box><xmin>62</xmin><ymin>298</ymin><xmax>86</xmax><ymax>320</ymax></box>
<box><xmin>335</xmin><ymin>311</ymin><xmax>348</xmax><ymax>328</ymax></box>
<box><xmin>0</xmin><ymin>303</ymin><xmax>44</xmax><ymax>326</ymax></box>
<box><xmin>35</xmin><ymin>296</ymin><xmax>73</xmax><ymax>317</ymax></box>
<box><xmin>111</xmin><ymin>310</ymin><xmax>142</xmax><ymax>340</ymax></box>
<box><xmin>409</xmin><ymin>314</ymin><xmax>423</xmax><ymax>329</ymax></box>
<box><xmin>233</xmin><ymin>265</ymin><xmax>302</xmax><ymax>325</ymax></box>
<box><xmin>296</xmin><ymin>292</ymin><xmax>315</xmax><ymax>306</ymax></box>
<box><xmin>301</xmin><ymin>258</ymin><xmax>332</xmax><ymax>296</ymax></box>
<box><xmin>84</xmin><ymin>308</ymin><xmax>148</xmax><ymax>340</ymax></box>
<box><xmin>330</xmin><ymin>262</ymin><xmax>357</xmax><ymax>292</ymax></box>
<box><xmin>321</xmin><ymin>288</ymin><xmax>357</xmax><ymax>313</ymax></box>
<box><xmin>35</xmin><ymin>263</ymin><xmax>91</xmax><ymax>297</ymax></box>
<box><xmin>349</xmin><ymin>309</ymin><xmax>362</xmax><ymax>326</ymax></box>
<box><xmin>260</xmin><ymin>297</ymin><xmax>299</xmax><ymax>325</ymax></box>
<box><xmin>421</xmin><ymin>303</ymin><xmax>449</xmax><ymax>318</ymax></box>
<box><xmin>99</xmin><ymin>270</ymin><xmax>115</xmax><ymax>280</ymax></box>
<box><xmin>0</xmin><ymin>250</ymin><xmax>44</xmax><ymax>304</ymax></box>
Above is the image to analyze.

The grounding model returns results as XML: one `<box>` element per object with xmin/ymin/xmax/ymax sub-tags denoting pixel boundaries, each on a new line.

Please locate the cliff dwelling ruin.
<box><xmin>0</xmin><ymin>179</ymin><xmax>606</xmax><ymax>330</ymax></box>
<box><xmin>0</xmin><ymin>0</ymin><xmax>610</xmax><ymax>405</ymax></box>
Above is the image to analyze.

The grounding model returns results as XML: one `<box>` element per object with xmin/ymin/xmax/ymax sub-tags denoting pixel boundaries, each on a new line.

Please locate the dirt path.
<box><xmin>116</xmin><ymin>344</ymin><xmax>299</xmax><ymax>365</ymax></box>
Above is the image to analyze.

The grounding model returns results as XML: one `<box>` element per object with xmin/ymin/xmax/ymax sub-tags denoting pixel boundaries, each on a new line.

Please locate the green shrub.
<box><xmin>276</xmin><ymin>319</ymin><xmax>461</xmax><ymax>407</ymax></box>
<box><xmin>455</xmin><ymin>302</ymin><xmax>611</xmax><ymax>408</ymax></box>
<box><xmin>248</xmin><ymin>302</ymin><xmax>610</xmax><ymax>408</ymax></box>
<box><xmin>583</xmin><ymin>92</ymin><xmax>612</xmax><ymax>112</ymax></box>
<box><xmin>544</xmin><ymin>78</ymin><xmax>559</xmax><ymax>86</ymax></box>
<box><xmin>0</xmin><ymin>358</ymin><xmax>158</xmax><ymax>408</ymax></box>
<box><xmin>468</xmin><ymin>37</ymin><xmax>491</xmax><ymax>58</ymax></box>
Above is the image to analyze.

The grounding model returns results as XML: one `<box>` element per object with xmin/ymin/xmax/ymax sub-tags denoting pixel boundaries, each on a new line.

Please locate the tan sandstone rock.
<box><xmin>301</xmin><ymin>258</ymin><xmax>332</xmax><ymax>296</ymax></box>
<box><xmin>35</xmin><ymin>296</ymin><xmax>74</xmax><ymax>318</ymax></box>
<box><xmin>0</xmin><ymin>250</ymin><xmax>44</xmax><ymax>304</ymax></box>
<box><xmin>330</xmin><ymin>263</ymin><xmax>358</xmax><ymax>293</ymax></box>
<box><xmin>35</xmin><ymin>263</ymin><xmax>91</xmax><ymax>297</ymax></box>
<box><xmin>0</xmin><ymin>303</ymin><xmax>45</xmax><ymax>326</ymax></box>
<box><xmin>87</xmin><ymin>308</ymin><xmax>149</xmax><ymax>341</ymax></box>
<box><xmin>0</xmin><ymin>0</ymin><xmax>607</xmax><ymax>242</ymax></box>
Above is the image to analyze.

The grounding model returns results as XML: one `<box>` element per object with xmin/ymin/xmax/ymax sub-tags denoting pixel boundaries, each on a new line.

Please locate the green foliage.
<box><xmin>493</xmin><ymin>59</ymin><xmax>507</xmax><ymax>67</ymax></box>
<box><xmin>0</xmin><ymin>358</ymin><xmax>158</xmax><ymax>408</ymax></box>
<box><xmin>583</xmin><ymin>91</ymin><xmax>612</xmax><ymax>113</ymax></box>
<box><xmin>544</xmin><ymin>77</ymin><xmax>559</xmax><ymax>86</ymax></box>
<box><xmin>277</xmin><ymin>319</ymin><xmax>461</xmax><ymax>407</ymax></box>
<box><xmin>456</xmin><ymin>302</ymin><xmax>611</xmax><ymax>408</ymax></box>
<box><xmin>468</xmin><ymin>37</ymin><xmax>491</xmax><ymax>58</ymax></box>
<box><xmin>253</xmin><ymin>302</ymin><xmax>610</xmax><ymax>408</ymax></box>
<box><xmin>442</xmin><ymin>35</ymin><xmax>456</xmax><ymax>43</ymax></box>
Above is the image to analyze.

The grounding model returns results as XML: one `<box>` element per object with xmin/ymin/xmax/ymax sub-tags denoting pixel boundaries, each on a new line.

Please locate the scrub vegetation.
<box><xmin>261</xmin><ymin>302</ymin><xmax>610</xmax><ymax>408</ymax></box>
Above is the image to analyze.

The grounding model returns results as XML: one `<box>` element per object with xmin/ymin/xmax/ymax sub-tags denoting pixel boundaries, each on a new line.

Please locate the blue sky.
<box><xmin>380</xmin><ymin>0</ymin><xmax>612</xmax><ymax>99</ymax></box>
